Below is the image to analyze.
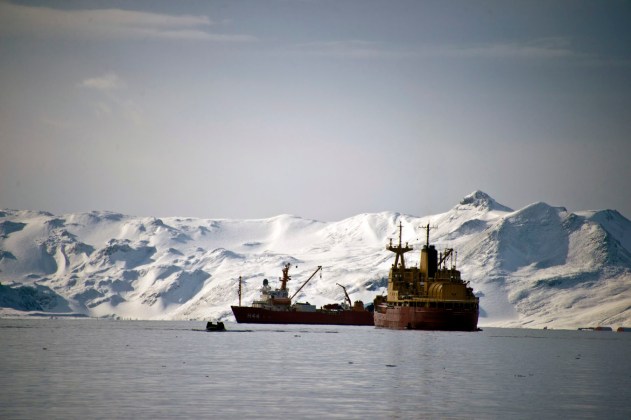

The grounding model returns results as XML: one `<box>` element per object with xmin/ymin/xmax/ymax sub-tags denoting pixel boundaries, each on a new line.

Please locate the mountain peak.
<box><xmin>459</xmin><ymin>190</ymin><xmax>513</xmax><ymax>212</ymax></box>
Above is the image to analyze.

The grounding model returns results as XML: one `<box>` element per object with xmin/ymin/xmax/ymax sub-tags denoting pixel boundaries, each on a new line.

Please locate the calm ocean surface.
<box><xmin>1</xmin><ymin>319</ymin><xmax>629</xmax><ymax>419</ymax></box>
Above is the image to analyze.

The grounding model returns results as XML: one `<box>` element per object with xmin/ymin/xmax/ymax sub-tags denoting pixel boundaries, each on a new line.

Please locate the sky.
<box><xmin>1</xmin><ymin>0</ymin><xmax>630</xmax><ymax>221</ymax></box>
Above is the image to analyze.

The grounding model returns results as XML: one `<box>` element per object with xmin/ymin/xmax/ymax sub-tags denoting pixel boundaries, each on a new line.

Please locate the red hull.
<box><xmin>374</xmin><ymin>304</ymin><xmax>478</xmax><ymax>331</ymax></box>
<box><xmin>231</xmin><ymin>306</ymin><xmax>374</xmax><ymax>326</ymax></box>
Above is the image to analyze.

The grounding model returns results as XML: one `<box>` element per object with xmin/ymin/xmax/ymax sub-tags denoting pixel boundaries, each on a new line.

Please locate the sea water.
<box><xmin>1</xmin><ymin>319</ymin><xmax>629</xmax><ymax>419</ymax></box>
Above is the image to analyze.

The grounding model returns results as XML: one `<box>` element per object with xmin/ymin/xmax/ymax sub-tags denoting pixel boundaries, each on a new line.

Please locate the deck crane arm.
<box><xmin>290</xmin><ymin>266</ymin><xmax>322</xmax><ymax>300</ymax></box>
<box><xmin>336</xmin><ymin>283</ymin><xmax>352</xmax><ymax>307</ymax></box>
<box><xmin>438</xmin><ymin>248</ymin><xmax>453</xmax><ymax>269</ymax></box>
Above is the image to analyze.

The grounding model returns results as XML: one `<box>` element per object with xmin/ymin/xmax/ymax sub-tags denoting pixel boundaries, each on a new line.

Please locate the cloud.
<box><xmin>79</xmin><ymin>73</ymin><xmax>124</xmax><ymax>91</ymax></box>
<box><xmin>442</xmin><ymin>38</ymin><xmax>579</xmax><ymax>60</ymax></box>
<box><xmin>0</xmin><ymin>2</ymin><xmax>257</xmax><ymax>42</ymax></box>
<box><xmin>75</xmin><ymin>73</ymin><xmax>145</xmax><ymax>126</ymax></box>
<box><xmin>289</xmin><ymin>37</ymin><xmax>582</xmax><ymax>62</ymax></box>
<box><xmin>292</xmin><ymin>40</ymin><xmax>414</xmax><ymax>59</ymax></box>
<box><xmin>427</xmin><ymin>38</ymin><xmax>631</xmax><ymax>67</ymax></box>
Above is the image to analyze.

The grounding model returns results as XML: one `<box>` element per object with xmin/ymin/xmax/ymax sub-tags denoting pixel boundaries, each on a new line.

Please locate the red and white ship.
<box><xmin>231</xmin><ymin>263</ymin><xmax>374</xmax><ymax>326</ymax></box>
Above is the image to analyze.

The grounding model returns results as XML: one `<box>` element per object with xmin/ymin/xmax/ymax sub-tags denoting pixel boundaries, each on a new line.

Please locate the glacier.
<box><xmin>1</xmin><ymin>191</ymin><xmax>630</xmax><ymax>329</ymax></box>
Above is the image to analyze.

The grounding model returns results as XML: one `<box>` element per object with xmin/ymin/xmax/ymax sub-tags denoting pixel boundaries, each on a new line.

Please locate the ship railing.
<box><xmin>393</xmin><ymin>298</ymin><xmax>479</xmax><ymax>309</ymax></box>
<box><xmin>411</xmin><ymin>300</ymin><xmax>479</xmax><ymax>310</ymax></box>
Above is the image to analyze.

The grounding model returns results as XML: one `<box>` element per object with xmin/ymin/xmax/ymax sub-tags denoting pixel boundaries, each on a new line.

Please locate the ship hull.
<box><xmin>374</xmin><ymin>304</ymin><xmax>478</xmax><ymax>331</ymax></box>
<box><xmin>231</xmin><ymin>306</ymin><xmax>374</xmax><ymax>326</ymax></box>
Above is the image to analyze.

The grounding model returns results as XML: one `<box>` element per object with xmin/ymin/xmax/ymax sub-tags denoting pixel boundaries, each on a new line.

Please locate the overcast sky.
<box><xmin>1</xmin><ymin>0</ymin><xmax>630</xmax><ymax>221</ymax></box>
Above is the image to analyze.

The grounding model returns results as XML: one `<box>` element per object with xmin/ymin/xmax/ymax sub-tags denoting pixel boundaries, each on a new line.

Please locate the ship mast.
<box><xmin>423</xmin><ymin>223</ymin><xmax>434</xmax><ymax>247</ymax></box>
<box><xmin>387</xmin><ymin>221</ymin><xmax>413</xmax><ymax>270</ymax></box>
<box><xmin>280</xmin><ymin>263</ymin><xmax>291</xmax><ymax>291</ymax></box>
<box><xmin>238</xmin><ymin>276</ymin><xmax>242</xmax><ymax>307</ymax></box>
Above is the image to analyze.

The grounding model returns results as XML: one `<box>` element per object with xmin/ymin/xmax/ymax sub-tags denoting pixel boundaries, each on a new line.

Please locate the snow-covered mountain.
<box><xmin>1</xmin><ymin>191</ymin><xmax>630</xmax><ymax>329</ymax></box>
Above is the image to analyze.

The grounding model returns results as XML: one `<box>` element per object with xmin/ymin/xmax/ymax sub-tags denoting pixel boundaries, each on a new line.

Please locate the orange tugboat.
<box><xmin>231</xmin><ymin>263</ymin><xmax>374</xmax><ymax>325</ymax></box>
<box><xmin>374</xmin><ymin>223</ymin><xmax>479</xmax><ymax>331</ymax></box>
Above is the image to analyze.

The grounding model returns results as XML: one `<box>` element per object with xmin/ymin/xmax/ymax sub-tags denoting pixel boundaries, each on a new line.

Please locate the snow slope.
<box><xmin>1</xmin><ymin>191</ymin><xmax>630</xmax><ymax>329</ymax></box>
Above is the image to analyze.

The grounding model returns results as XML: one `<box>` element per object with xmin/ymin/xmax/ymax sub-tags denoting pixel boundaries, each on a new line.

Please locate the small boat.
<box><xmin>206</xmin><ymin>321</ymin><xmax>226</xmax><ymax>331</ymax></box>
